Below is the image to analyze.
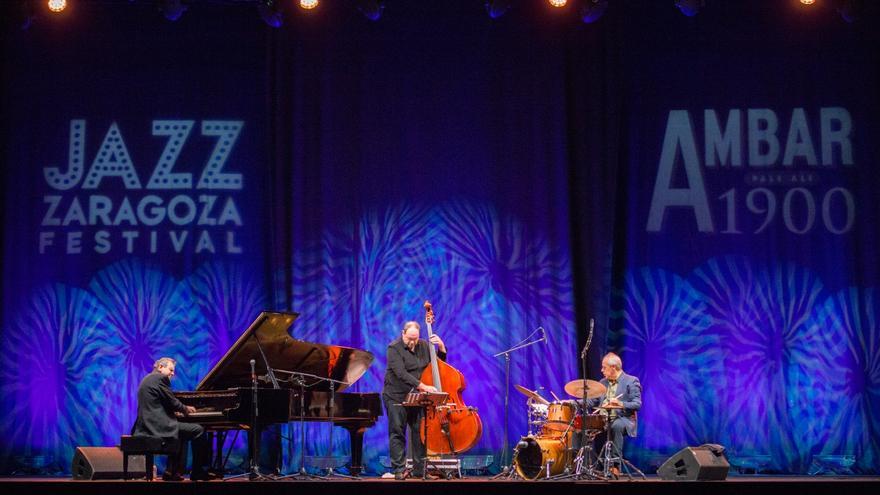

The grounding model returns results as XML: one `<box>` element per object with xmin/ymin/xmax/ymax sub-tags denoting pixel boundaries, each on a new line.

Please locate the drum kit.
<box><xmin>508</xmin><ymin>380</ymin><xmax>623</xmax><ymax>480</ymax></box>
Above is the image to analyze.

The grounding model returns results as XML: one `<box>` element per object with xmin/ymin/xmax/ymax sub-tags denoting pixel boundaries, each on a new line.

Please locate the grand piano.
<box><xmin>174</xmin><ymin>311</ymin><xmax>382</xmax><ymax>476</ymax></box>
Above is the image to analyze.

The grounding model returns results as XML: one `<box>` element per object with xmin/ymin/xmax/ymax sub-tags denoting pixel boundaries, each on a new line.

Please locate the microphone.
<box><xmin>250</xmin><ymin>359</ymin><xmax>256</xmax><ymax>381</ymax></box>
<box><xmin>580</xmin><ymin>318</ymin><xmax>594</xmax><ymax>359</ymax></box>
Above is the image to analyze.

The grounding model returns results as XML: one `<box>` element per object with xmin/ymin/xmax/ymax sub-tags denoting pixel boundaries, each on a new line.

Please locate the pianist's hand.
<box><xmin>184</xmin><ymin>405</ymin><xmax>197</xmax><ymax>415</ymax></box>
<box><xmin>417</xmin><ymin>383</ymin><xmax>438</xmax><ymax>394</ymax></box>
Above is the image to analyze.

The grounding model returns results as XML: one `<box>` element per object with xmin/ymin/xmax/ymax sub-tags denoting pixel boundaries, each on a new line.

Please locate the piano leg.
<box><xmin>209</xmin><ymin>431</ymin><xmax>225</xmax><ymax>474</ymax></box>
<box><xmin>342</xmin><ymin>424</ymin><xmax>367</xmax><ymax>476</ymax></box>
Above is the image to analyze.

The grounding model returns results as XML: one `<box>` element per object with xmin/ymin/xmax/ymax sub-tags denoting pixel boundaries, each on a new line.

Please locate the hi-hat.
<box><xmin>514</xmin><ymin>384</ymin><xmax>549</xmax><ymax>405</ymax></box>
<box><xmin>563</xmin><ymin>379</ymin><xmax>606</xmax><ymax>399</ymax></box>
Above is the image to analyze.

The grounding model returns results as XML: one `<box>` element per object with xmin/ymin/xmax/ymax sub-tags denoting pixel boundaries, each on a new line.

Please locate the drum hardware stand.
<box><xmin>594</xmin><ymin>410</ymin><xmax>645</xmax><ymax>480</ymax></box>
<box><xmin>526</xmin><ymin>397</ymin><xmax>544</xmax><ymax>437</ymax></box>
<box><xmin>495</xmin><ymin>440</ymin><xmax>524</xmax><ymax>479</ymax></box>
<box><xmin>548</xmin><ymin>413</ymin><xmax>603</xmax><ymax>480</ymax></box>
<box><xmin>491</xmin><ymin>327</ymin><xmax>546</xmax><ymax>478</ymax></box>
<box><xmin>542</xmin><ymin>458</ymin><xmax>556</xmax><ymax>480</ymax></box>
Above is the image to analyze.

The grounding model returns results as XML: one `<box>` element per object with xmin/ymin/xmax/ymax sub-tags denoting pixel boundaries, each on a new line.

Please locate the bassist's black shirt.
<box><xmin>382</xmin><ymin>337</ymin><xmax>447</xmax><ymax>402</ymax></box>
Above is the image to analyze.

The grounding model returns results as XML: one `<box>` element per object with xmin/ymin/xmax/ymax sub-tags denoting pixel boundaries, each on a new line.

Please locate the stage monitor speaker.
<box><xmin>657</xmin><ymin>444</ymin><xmax>729</xmax><ymax>480</ymax></box>
<box><xmin>71</xmin><ymin>446</ymin><xmax>146</xmax><ymax>480</ymax></box>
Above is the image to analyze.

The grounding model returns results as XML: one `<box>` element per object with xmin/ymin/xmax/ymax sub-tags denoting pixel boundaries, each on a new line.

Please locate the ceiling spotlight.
<box><xmin>674</xmin><ymin>0</ymin><xmax>704</xmax><ymax>17</ymax></box>
<box><xmin>485</xmin><ymin>0</ymin><xmax>511</xmax><ymax>19</ymax></box>
<box><xmin>549</xmin><ymin>0</ymin><xmax>567</xmax><ymax>8</ymax></box>
<box><xmin>158</xmin><ymin>0</ymin><xmax>187</xmax><ymax>21</ymax></box>
<box><xmin>47</xmin><ymin>0</ymin><xmax>66</xmax><ymax>13</ymax></box>
<box><xmin>800</xmin><ymin>0</ymin><xmax>816</xmax><ymax>4</ymax></box>
<box><xmin>299</xmin><ymin>0</ymin><xmax>319</xmax><ymax>10</ymax></box>
<box><xmin>580</xmin><ymin>0</ymin><xmax>607</xmax><ymax>23</ymax></box>
<box><xmin>257</xmin><ymin>0</ymin><xmax>283</xmax><ymax>28</ymax></box>
<box><xmin>357</xmin><ymin>0</ymin><xmax>384</xmax><ymax>21</ymax></box>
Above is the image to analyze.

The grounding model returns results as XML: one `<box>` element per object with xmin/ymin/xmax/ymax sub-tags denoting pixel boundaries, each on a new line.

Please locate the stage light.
<box><xmin>47</xmin><ymin>0</ymin><xmax>66</xmax><ymax>13</ymax></box>
<box><xmin>356</xmin><ymin>0</ymin><xmax>384</xmax><ymax>21</ymax></box>
<box><xmin>257</xmin><ymin>0</ymin><xmax>283</xmax><ymax>28</ymax></box>
<box><xmin>800</xmin><ymin>0</ymin><xmax>816</xmax><ymax>5</ymax></box>
<box><xmin>548</xmin><ymin>0</ymin><xmax>567</xmax><ymax>8</ymax></box>
<box><xmin>580</xmin><ymin>0</ymin><xmax>607</xmax><ymax>23</ymax></box>
<box><xmin>299</xmin><ymin>0</ymin><xmax>319</xmax><ymax>10</ymax></box>
<box><xmin>485</xmin><ymin>0</ymin><xmax>512</xmax><ymax>19</ymax></box>
<box><xmin>675</xmin><ymin>0</ymin><xmax>704</xmax><ymax>17</ymax></box>
<box><xmin>158</xmin><ymin>0</ymin><xmax>187</xmax><ymax>21</ymax></box>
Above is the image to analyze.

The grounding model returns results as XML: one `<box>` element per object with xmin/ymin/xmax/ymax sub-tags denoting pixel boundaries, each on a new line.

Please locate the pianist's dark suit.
<box><xmin>382</xmin><ymin>338</ymin><xmax>447</xmax><ymax>477</ymax></box>
<box><xmin>132</xmin><ymin>371</ymin><xmax>209</xmax><ymax>478</ymax></box>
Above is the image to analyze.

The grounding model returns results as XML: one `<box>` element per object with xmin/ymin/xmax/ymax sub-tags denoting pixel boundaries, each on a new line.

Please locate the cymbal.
<box><xmin>514</xmin><ymin>384</ymin><xmax>549</xmax><ymax>405</ymax></box>
<box><xmin>564</xmin><ymin>379</ymin><xmax>607</xmax><ymax>399</ymax></box>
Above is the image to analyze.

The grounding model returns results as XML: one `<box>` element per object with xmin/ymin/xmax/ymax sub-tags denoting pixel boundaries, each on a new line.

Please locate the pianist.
<box><xmin>382</xmin><ymin>321</ymin><xmax>446</xmax><ymax>480</ymax></box>
<box><xmin>132</xmin><ymin>357</ymin><xmax>211</xmax><ymax>481</ymax></box>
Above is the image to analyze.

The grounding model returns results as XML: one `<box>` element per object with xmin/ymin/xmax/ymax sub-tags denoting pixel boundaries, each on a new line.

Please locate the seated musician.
<box><xmin>132</xmin><ymin>357</ymin><xmax>212</xmax><ymax>481</ymax></box>
<box><xmin>587</xmin><ymin>352</ymin><xmax>642</xmax><ymax>475</ymax></box>
<box><xmin>382</xmin><ymin>321</ymin><xmax>446</xmax><ymax>480</ymax></box>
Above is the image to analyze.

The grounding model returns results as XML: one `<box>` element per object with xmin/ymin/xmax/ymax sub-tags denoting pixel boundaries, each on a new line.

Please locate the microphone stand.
<box><xmin>576</xmin><ymin>319</ymin><xmax>600</xmax><ymax>479</ymax></box>
<box><xmin>490</xmin><ymin>327</ymin><xmax>546</xmax><ymax>478</ymax></box>
<box><xmin>226</xmin><ymin>358</ymin><xmax>274</xmax><ymax>481</ymax></box>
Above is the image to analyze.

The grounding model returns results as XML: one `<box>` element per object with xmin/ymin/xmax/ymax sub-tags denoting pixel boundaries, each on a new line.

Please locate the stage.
<box><xmin>2</xmin><ymin>476</ymin><xmax>879</xmax><ymax>495</ymax></box>
<box><xmin>2</xmin><ymin>0</ymin><xmax>880</xmax><ymax>487</ymax></box>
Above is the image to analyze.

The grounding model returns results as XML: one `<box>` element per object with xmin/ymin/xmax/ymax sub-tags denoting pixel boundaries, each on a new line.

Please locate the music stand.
<box><xmin>401</xmin><ymin>391</ymin><xmax>449</xmax><ymax>480</ymax></box>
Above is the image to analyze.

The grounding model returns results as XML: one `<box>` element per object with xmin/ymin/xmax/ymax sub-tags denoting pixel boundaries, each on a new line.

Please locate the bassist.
<box><xmin>382</xmin><ymin>320</ymin><xmax>447</xmax><ymax>479</ymax></box>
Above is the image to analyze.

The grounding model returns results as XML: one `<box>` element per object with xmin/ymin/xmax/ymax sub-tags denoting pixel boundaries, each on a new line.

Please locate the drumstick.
<box><xmin>550</xmin><ymin>391</ymin><xmax>561</xmax><ymax>401</ymax></box>
<box><xmin>602</xmin><ymin>394</ymin><xmax>623</xmax><ymax>406</ymax></box>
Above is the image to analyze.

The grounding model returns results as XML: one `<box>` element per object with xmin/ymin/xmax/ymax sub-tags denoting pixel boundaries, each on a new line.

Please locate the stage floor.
<box><xmin>2</xmin><ymin>476</ymin><xmax>879</xmax><ymax>495</ymax></box>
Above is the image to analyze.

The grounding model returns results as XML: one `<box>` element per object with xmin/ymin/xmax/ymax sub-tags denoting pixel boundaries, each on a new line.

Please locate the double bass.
<box><xmin>419</xmin><ymin>300</ymin><xmax>483</xmax><ymax>454</ymax></box>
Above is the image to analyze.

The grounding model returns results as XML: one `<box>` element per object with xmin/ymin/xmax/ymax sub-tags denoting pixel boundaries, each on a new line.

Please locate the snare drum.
<box><xmin>582</xmin><ymin>413</ymin><xmax>607</xmax><ymax>431</ymax></box>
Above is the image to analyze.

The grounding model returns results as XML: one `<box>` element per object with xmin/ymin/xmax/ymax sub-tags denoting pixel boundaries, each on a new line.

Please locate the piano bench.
<box><xmin>119</xmin><ymin>435</ymin><xmax>179</xmax><ymax>481</ymax></box>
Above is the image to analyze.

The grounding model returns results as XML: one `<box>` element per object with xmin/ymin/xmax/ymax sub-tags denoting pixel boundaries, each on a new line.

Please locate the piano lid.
<box><xmin>196</xmin><ymin>311</ymin><xmax>374</xmax><ymax>393</ymax></box>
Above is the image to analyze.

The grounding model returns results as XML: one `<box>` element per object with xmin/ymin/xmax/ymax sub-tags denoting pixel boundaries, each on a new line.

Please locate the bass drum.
<box><xmin>513</xmin><ymin>436</ymin><xmax>570</xmax><ymax>480</ymax></box>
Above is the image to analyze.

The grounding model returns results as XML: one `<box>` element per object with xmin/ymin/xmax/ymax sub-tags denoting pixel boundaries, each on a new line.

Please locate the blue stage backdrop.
<box><xmin>1</xmin><ymin>1</ymin><xmax>878</xmax><ymax>475</ymax></box>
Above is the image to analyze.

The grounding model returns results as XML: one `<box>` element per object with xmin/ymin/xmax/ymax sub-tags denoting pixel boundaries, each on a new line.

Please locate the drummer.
<box><xmin>588</xmin><ymin>353</ymin><xmax>642</xmax><ymax>469</ymax></box>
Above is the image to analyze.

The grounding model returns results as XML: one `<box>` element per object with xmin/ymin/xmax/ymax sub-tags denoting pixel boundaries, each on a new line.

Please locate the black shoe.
<box><xmin>413</xmin><ymin>473</ymin><xmax>439</xmax><ymax>480</ymax></box>
<box><xmin>162</xmin><ymin>473</ymin><xmax>184</xmax><ymax>482</ymax></box>
<box><xmin>190</xmin><ymin>470</ymin><xmax>221</xmax><ymax>481</ymax></box>
<box><xmin>394</xmin><ymin>472</ymin><xmax>407</xmax><ymax>480</ymax></box>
